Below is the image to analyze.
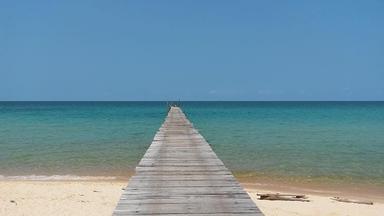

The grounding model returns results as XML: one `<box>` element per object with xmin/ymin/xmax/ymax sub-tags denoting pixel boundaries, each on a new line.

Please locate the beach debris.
<box><xmin>93</xmin><ymin>190</ymin><xmax>100</xmax><ymax>192</ymax></box>
<box><xmin>331</xmin><ymin>197</ymin><xmax>373</xmax><ymax>205</ymax></box>
<box><xmin>10</xmin><ymin>200</ymin><xmax>17</xmax><ymax>205</ymax></box>
<box><xmin>257</xmin><ymin>193</ymin><xmax>309</xmax><ymax>202</ymax></box>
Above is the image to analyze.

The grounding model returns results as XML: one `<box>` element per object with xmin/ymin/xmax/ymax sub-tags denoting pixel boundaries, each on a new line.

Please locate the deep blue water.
<box><xmin>0</xmin><ymin>102</ymin><xmax>383</xmax><ymax>185</ymax></box>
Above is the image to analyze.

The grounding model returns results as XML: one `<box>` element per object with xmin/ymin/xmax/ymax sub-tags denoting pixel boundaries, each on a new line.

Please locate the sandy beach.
<box><xmin>248</xmin><ymin>188</ymin><xmax>384</xmax><ymax>216</ymax></box>
<box><xmin>0</xmin><ymin>181</ymin><xmax>126</xmax><ymax>216</ymax></box>
<box><xmin>1</xmin><ymin>180</ymin><xmax>382</xmax><ymax>216</ymax></box>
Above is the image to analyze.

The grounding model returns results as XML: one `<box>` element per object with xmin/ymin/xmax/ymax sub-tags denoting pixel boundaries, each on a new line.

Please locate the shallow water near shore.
<box><xmin>1</xmin><ymin>101</ymin><xmax>383</xmax><ymax>191</ymax></box>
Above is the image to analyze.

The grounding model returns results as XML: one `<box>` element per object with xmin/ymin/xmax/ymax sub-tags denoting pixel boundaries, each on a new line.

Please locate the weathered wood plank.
<box><xmin>113</xmin><ymin>106</ymin><xmax>263</xmax><ymax>215</ymax></box>
<box><xmin>129</xmin><ymin>175</ymin><xmax>236</xmax><ymax>181</ymax></box>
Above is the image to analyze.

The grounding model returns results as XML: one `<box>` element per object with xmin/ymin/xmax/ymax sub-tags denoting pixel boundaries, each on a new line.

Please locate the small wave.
<box><xmin>0</xmin><ymin>175</ymin><xmax>117</xmax><ymax>181</ymax></box>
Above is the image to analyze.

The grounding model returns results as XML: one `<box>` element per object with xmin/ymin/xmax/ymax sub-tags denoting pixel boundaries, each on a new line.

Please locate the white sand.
<box><xmin>0</xmin><ymin>181</ymin><xmax>126</xmax><ymax>216</ymax></box>
<box><xmin>248</xmin><ymin>189</ymin><xmax>383</xmax><ymax>216</ymax></box>
<box><xmin>0</xmin><ymin>181</ymin><xmax>383</xmax><ymax>216</ymax></box>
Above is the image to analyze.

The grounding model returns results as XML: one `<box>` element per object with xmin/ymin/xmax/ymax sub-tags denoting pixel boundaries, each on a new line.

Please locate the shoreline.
<box><xmin>2</xmin><ymin>173</ymin><xmax>383</xmax><ymax>201</ymax></box>
<box><xmin>1</xmin><ymin>180</ymin><xmax>382</xmax><ymax>216</ymax></box>
<box><xmin>236</xmin><ymin>176</ymin><xmax>384</xmax><ymax>203</ymax></box>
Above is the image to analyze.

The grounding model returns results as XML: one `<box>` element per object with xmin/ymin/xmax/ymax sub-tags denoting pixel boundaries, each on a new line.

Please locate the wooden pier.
<box><xmin>113</xmin><ymin>106</ymin><xmax>264</xmax><ymax>215</ymax></box>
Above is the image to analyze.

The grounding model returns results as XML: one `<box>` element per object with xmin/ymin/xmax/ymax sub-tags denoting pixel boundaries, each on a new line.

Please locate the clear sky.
<box><xmin>1</xmin><ymin>0</ymin><xmax>383</xmax><ymax>101</ymax></box>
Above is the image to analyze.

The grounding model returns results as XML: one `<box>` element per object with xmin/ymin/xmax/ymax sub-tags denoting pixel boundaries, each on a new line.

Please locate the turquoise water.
<box><xmin>0</xmin><ymin>102</ymin><xmax>165</xmax><ymax>177</ymax></box>
<box><xmin>0</xmin><ymin>102</ymin><xmax>383</xmax><ymax>185</ymax></box>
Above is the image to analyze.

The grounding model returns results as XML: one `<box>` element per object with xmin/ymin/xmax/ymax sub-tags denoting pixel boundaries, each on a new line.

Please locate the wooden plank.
<box><xmin>127</xmin><ymin>180</ymin><xmax>239</xmax><ymax>186</ymax></box>
<box><xmin>113</xmin><ymin>106</ymin><xmax>263</xmax><ymax>215</ymax></box>
<box><xmin>132</xmin><ymin>171</ymin><xmax>233</xmax><ymax>175</ymax></box>
<box><xmin>113</xmin><ymin>204</ymin><xmax>261</xmax><ymax>215</ymax></box>
<box><xmin>114</xmin><ymin>211</ymin><xmax>262</xmax><ymax>216</ymax></box>
<box><xmin>129</xmin><ymin>175</ymin><xmax>237</xmax><ymax>181</ymax></box>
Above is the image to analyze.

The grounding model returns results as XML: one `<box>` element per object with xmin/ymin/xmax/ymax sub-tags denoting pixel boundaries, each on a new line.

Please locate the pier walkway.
<box><xmin>113</xmin><ymin>106</ymin><xmax>263</xmax><ymax>215</ymax></box>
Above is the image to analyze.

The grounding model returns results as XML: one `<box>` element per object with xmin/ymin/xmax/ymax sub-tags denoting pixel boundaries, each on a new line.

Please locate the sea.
<box><xmin>0</xmin><ymin>102</ymin><xmax>383</xmax><ymax>189</ymax></box>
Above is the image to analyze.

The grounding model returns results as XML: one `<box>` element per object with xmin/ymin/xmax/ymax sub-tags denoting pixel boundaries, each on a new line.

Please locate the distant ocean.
<box><xmin>0</xmin><ymin>102</ymin><xmax>383</xmax><ymax>187</ymax></box>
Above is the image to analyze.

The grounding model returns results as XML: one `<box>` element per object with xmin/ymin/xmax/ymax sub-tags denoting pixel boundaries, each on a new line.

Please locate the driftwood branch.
<box><xmin>331</xmin><ymin>197</ymin><xmax>373</xmax><ymax>205</ymax></box>
<box><xmin>257</xmin><ymin>193</ymin><xmax>309</xmax><ymax>202</ymax></box>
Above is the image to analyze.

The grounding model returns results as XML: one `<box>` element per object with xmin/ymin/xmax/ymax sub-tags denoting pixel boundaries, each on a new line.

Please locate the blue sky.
<box><xmin>1</xmin><ymin>0</ymin><xmax>383</xmax><ymax>101</ymax></box>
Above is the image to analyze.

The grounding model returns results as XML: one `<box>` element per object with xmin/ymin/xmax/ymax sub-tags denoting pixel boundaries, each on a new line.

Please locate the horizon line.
<box><xmin>1</xmin><ymin>100</ymin><xmax>383</xmax><ymax>102</ymax></box>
